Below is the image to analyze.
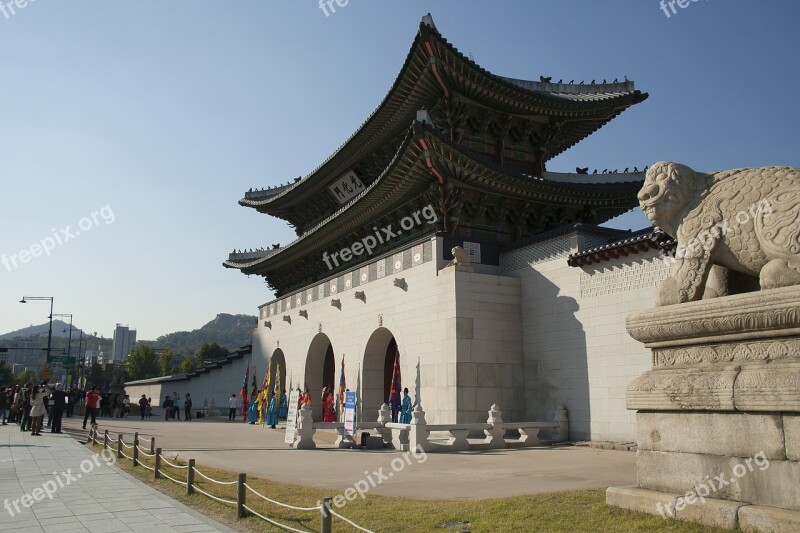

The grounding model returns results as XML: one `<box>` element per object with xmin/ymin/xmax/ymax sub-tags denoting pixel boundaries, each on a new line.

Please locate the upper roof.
<box><xmin>225</xmin><ymin>122</ymin><xmax>644</xmax><ymax>286</ymax></box>
<box><xmin>239</xmin><ymin>14</ymin><xmax>648</xmax><ymax>233</ymax></box>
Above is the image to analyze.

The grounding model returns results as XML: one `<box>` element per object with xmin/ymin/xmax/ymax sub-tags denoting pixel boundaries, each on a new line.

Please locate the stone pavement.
<box><xmin>62</xmin><ymin>415</ymin><xmax>637</xmax><ymax>500</ymax></box>
<box><xmin>0</xmin><ymin>423</ymin><xmax>235</xmax><ymax>533</ymax></box>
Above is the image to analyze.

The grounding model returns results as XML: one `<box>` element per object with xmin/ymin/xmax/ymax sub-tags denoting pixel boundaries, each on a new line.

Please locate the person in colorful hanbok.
<box><xmin>247</xmin><ymin>393</ymin><xmax>258</xmax><ymax>424</ymax></box>
<box><xmin>322</xmin><ymin>389</ymin><xmax>336</xmax><ymax>422</ymax></box>
<box><xmin>279</xmin><ymin>389</ymin><xmax>288</xmax><ymax>419</ymax></box>
<box><xmin>266</xmin><ymin>392</ymin><xmax>278</xmax><ymax>429</ymax></box>
<box><xmin>399</xmin><ymin>388</ymin><xmax>412</xmax><ymax>424</ymax></box>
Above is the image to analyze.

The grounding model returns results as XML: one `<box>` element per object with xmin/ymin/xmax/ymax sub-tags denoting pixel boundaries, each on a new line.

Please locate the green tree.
<box><xmin>0</xmin><ymin>361</ymin><xmax>11</xmax><ymax>386</ymax></box>
<box><xmin>196</xmin><ymin>342</ymin><xmax>229</xmax><ymax>365</ymax></box>
<box><xmin>179</xmin><ymin>354</ymin><xmax>199</xmax><ymax>374</ymax></box>
<box><xmin>88</xmin><ymin>362</ymin><xmax>104</xmax><ymax>389</ymax></box>
<box><xmin>158</xmin><ymin>349</ymin><xmax>178</xmax><ymax>376</ymax></box>
<box><xmin>126</xmin><ymin>345</ymin><xmax>159</xmax><ymax>381</ymax></box>
<box><xmin>14</xmin><ymin>369</ymin><xmax>38</xmax><ymax>386</ymax></box>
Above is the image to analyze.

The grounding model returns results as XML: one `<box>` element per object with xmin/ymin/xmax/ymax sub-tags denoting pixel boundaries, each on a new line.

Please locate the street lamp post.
<box><xmin>20</xmin><ymin>296</ymin><xmax>54</xmax><ymax>364</ymax></box>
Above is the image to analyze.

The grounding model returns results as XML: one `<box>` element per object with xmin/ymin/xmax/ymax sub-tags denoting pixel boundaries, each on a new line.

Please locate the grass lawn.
<box><xmin>88</xmin><ymin>439</ymin><xmax>726</xmax><ymax>532</ymax></box>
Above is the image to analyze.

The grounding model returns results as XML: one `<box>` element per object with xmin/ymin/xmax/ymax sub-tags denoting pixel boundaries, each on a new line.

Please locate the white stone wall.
<box><xmin>125</xmin><ymin>353</ymin><xmax>253</xmax><ymax>416</ymax></box>
<box><xmin>502</xmin><ymin>235</ymin><xmax>670</xmax><ymax>442</ymax></box>
<box><xmin>249</xmin><ymin>236</ymin><xmax>526</xmax><ymax>425</ymax></box>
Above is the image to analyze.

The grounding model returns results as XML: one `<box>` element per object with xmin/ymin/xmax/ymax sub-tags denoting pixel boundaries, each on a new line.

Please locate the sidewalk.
<box><xmin>0</xmin><ymin>423</ymin><xmax>236</xmax><ymax>533</ymax></box>
<box><xmin>62</xmin><ymin>415</ymin><xmax>638</xmax><ymax>500</ymax></box>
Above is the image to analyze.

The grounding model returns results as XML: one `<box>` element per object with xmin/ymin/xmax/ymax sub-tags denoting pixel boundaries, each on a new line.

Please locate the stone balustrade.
<box><xmin>292</xmin><ymin>402</ymin><xmax>569</xmax><ymax>452</ymax></box>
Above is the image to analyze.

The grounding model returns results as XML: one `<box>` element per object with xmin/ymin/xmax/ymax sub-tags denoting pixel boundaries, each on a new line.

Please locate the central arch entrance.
<box><xmin>304</xmin><ymin>333</ymin><xmax>335</xmax><ymax>421</ymax></box>
<box><xmin>269</xmin><ymin>349</ymin><xmax>286</xmax><ymax>397</ymax></box>
<box><xmin>362</xmin><ymin>327</ymin><xmax>398</xmax><ymax>421</ymax></box>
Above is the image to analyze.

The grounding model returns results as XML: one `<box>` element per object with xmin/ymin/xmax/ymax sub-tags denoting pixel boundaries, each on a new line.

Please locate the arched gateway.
<box><xmin>304</xmin><ymin>333</ymin><xmax>335</xmax><ymax>421</ymax></box>
<box><xmin>362</xmin><ymin>328</ymin><xmax>399</xmax><ymax>420</ymax></box>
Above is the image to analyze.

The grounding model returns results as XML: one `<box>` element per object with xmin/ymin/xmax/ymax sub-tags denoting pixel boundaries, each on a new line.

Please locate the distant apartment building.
<box><xmin>111</xmin><ymin>324</ymin><xmax>136</xmax><ymax>361</ymax></box>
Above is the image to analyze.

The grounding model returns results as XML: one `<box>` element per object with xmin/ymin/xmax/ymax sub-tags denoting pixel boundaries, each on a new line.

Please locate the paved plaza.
<box><xmin>0</xmin><ymin>423</ymin><xmax>235</xmax><ymax>533</ymax></box>
<box><xmin>61</xmin><ymin>414</ymin><xmax>637</xmax><ymax>500</ymax></box>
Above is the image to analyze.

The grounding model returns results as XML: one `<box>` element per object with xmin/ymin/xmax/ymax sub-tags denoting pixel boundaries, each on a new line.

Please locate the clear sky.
<box><xmin>1</xmin><ymin>1</ymin><xmax>798</xmax><ymax>340</ymax></box>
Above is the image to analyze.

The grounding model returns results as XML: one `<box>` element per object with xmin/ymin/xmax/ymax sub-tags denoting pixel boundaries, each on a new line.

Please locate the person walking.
<box><xmin>19</xmin><ymin>383</ymin><xmax>32</xmax><ymax>432</ymax></box>
<box><xmin>228</xmin><ymin>393</ymin><xmax>238</xmax><ymax>421</ymax></box>
<box><xmin>163</xmin><ymin>395</ymin><xmax>173</xmax><ymax>420</ymax></box>
<box><xmin>184</xmin><ymin>393</ymin><xmax>193</xmax><ymax>422</ymax></box>
<box><xmin>122</xmin><ymin>395</ymin><xmax>130</xmax><ymax>419</ymax></box>
<box><xmin>50</xmin><ymin>383</ymin><xmax>67</xmax><ymax>433</ymax></box>
<box><xmin>172</xmin><ymin>391</ymin><xmax>181</xmax><ymax>420</ymax></box>
<box><xmin>29</xmin><ymin>385</ymin><xmax>46</xmax><ymax>436</ymax></box>
<box><xmin>0</xmin><ymin>387</ymin><xmax>9</xmax><ymax>425</ymax></box>
<box><xmin>82</xmin><ymin>385</ymin><xmax>100</xmax><ymax>429</ymax></box>
<box><xmin>138</xmin><ymin>395</ymin><xmax>148</xmax><ymax>420</ymax></box>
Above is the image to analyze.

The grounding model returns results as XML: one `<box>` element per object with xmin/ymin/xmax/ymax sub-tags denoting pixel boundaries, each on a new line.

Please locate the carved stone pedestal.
<box><xmin>607</xmin><ymin>286</ymin><xmax>800</xmax><ymax>531</ymax></box>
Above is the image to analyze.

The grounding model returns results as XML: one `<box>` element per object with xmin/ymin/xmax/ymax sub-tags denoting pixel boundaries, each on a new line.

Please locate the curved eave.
<box><xmin>225</xmin><ymin>123</ymin><xmax>643</xmax><ymax>276</ymax></box>
<box><xmin>240</xmin><ymin>19</ymin><xmax>646</xmax><ymax>218</ymax></box>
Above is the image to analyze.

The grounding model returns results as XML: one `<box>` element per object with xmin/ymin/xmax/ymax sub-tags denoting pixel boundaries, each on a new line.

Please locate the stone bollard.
<box><xmin>552</xmin><ymin>406</ymin><xmax>569</xmax><ymax>442</ymax></box>
<box><xmin>485</xmin><ymin>404</ymin><xmax>506</xmax><ymax>449</ymax></box>
<box><xmin>295</xmin><ymin>404</ymin><xmax>316</xmax><ymax>449</ymax></box>
<box><xmin>377</xmin><ymin>403</ymin><xmax>392</xmax><ymax>446</ymax></box>
<box><xmin>409</xmin><ymin>404</ymin><xmax>430</xmax><ymax>453</ymax></box>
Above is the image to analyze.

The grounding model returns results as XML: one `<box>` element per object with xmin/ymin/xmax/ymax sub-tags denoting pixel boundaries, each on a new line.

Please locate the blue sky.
<box><xmin>1</xmin><ymin>1</ymin><xmax>798</xmax><ymax>340</ymax></box>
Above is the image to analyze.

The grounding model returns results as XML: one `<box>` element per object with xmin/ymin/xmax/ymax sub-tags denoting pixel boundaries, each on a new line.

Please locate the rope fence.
<box><xmin>86</xmin><ymin>425</ymin><xmax>374</xmax><ymax>533</ymax></box>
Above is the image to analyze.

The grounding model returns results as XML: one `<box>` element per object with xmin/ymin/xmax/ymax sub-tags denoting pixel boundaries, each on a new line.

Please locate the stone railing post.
<box><xmin>409</xmin><ymin>404</ymin><xmax>430</xmax><ymax>452</ymax></box>
<box><xmin>377</xmin><ymin>403</ymin><xmax>392</xmax><ymax>445</ymax></box>
<box><xmin>295</xmin><ymin>404</ymin><xmax>316</xmax><ymax>449</ymax></box>
<box><xmin>553</xmin><ymin>405</ymin><xmax>569</xmax><ymax>442</ymax></box>
<box><xmin>485</xmin><ymin>404</ymin><xmax>505</xmax><ymax>449</ymax></box>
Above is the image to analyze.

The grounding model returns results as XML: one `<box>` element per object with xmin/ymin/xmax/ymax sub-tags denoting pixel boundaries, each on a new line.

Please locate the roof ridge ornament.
<box><xmin>421</xmin><ymin>13</ymin><xmax>436</xmax><ymax>30</ymax></box>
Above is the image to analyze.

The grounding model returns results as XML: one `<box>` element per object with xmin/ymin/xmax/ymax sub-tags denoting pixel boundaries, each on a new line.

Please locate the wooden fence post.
<box><xmin>133</xmin><ymin>433</ymin><xmax>139</xmax><ymax>467</ymax></box>
<box><xmin>150</xmin><ymin>437</ymin><xmax>155</xmax><ymax>454</ymax></box>
<box><xmin>237</xmin><ymin>473</ymin><xmax>246</xmax><ymax>518</ymax></box>
<box><xmin>103</xmin><ymin>430</ymin><xmax>109</xmax><ymax>450</ymax></box>
<box><xmin>321</xmin><ymin>496</ymin><xmax>332</xmax><ymax>533</ymax></box>
<box><xmin>187</xmin><ymin>459</ymin><xmax>195</xmax><ymax>495</ymax></box>
<box><xmin>117</xmin><ymin>434</ymin><xmax>122</xmax><ymax>459</ymax></box>
<box><xmin>154</xmin><ymin>448</ymin><xmax>162</xmax><ymax>479</ymax></box>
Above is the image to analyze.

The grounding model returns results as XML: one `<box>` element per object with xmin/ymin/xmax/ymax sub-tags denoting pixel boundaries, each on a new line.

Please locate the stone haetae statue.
<box><xmin>445</xmin><ymin>246</ymin><xmax>471</xmax><ymax>267</ymax></box>
<box><xmin>638</xmin><ymin>161</ymin><xmax>800</xmax><ymax>305</ymax></box>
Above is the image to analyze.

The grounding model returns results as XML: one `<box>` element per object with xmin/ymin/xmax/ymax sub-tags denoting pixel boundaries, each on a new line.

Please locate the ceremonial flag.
<box><xmin>389</xmin><ymin>349</ymin><xmax>401</xmax><ymax>411</ymax></box>
<box><xmin>241</xmin><ymin>361</ymin><xmax>250</xmax><ymax>420</ymax></box>
<box><xmin>251</xmin><ymin>366</ymin><xmax>258</xmax><ymax>396</ymax></box>
<box><xmin>274</xmin><ymin>365</ymin><xmax>281</xmax><ymax>396</ymax></box>
<box><xmin>338</xmin><ymin>355</ymin><xmax>347</xmax><ymax>405</ymax></box>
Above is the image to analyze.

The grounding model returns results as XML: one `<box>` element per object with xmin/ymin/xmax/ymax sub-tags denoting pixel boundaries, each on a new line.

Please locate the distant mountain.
<box><xmin>0</xmin><ymin>320</ymin><xmax>77</xmax><ymax>340</ymax></box>
<box><xmin>0</xmin><ymin>314</ymin><xmax>256</xmax><ymax>358</ymax></box>
<box><xmin>143</xmin><ymin>313</ymin><xmax>256</xmax><ymax>354</ymax></box>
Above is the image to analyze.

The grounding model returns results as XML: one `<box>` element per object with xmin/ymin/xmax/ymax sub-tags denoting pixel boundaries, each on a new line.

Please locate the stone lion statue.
<box><xmin>445</xmin><ymin>246</ymin><xmax>471</xmax><ymax>267</ymax></box>
<box><xmin>638</xmin><ymin>161</ymin><xmax>800</xmax><ymax>306</ymax></box>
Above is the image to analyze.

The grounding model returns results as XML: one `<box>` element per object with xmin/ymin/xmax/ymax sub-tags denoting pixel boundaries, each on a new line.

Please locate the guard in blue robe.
<box><xmin>279</xmin><ymin>391</ymin><xmax>288</xmax><ymax>419</ymax></box>
<box><xmin>266</xmin><ymin>393</ymin><xmax>278</xmax><ymax>428</ymax></box>
<box><xmin>399</xmin><ymin>388</ymin><xmax>412</xmax><ymax>424</ymax></box>
<box><xmin>247</xmin><ymin>396</ymin><xmax>258</xmax><ymax>424</ymax></box>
